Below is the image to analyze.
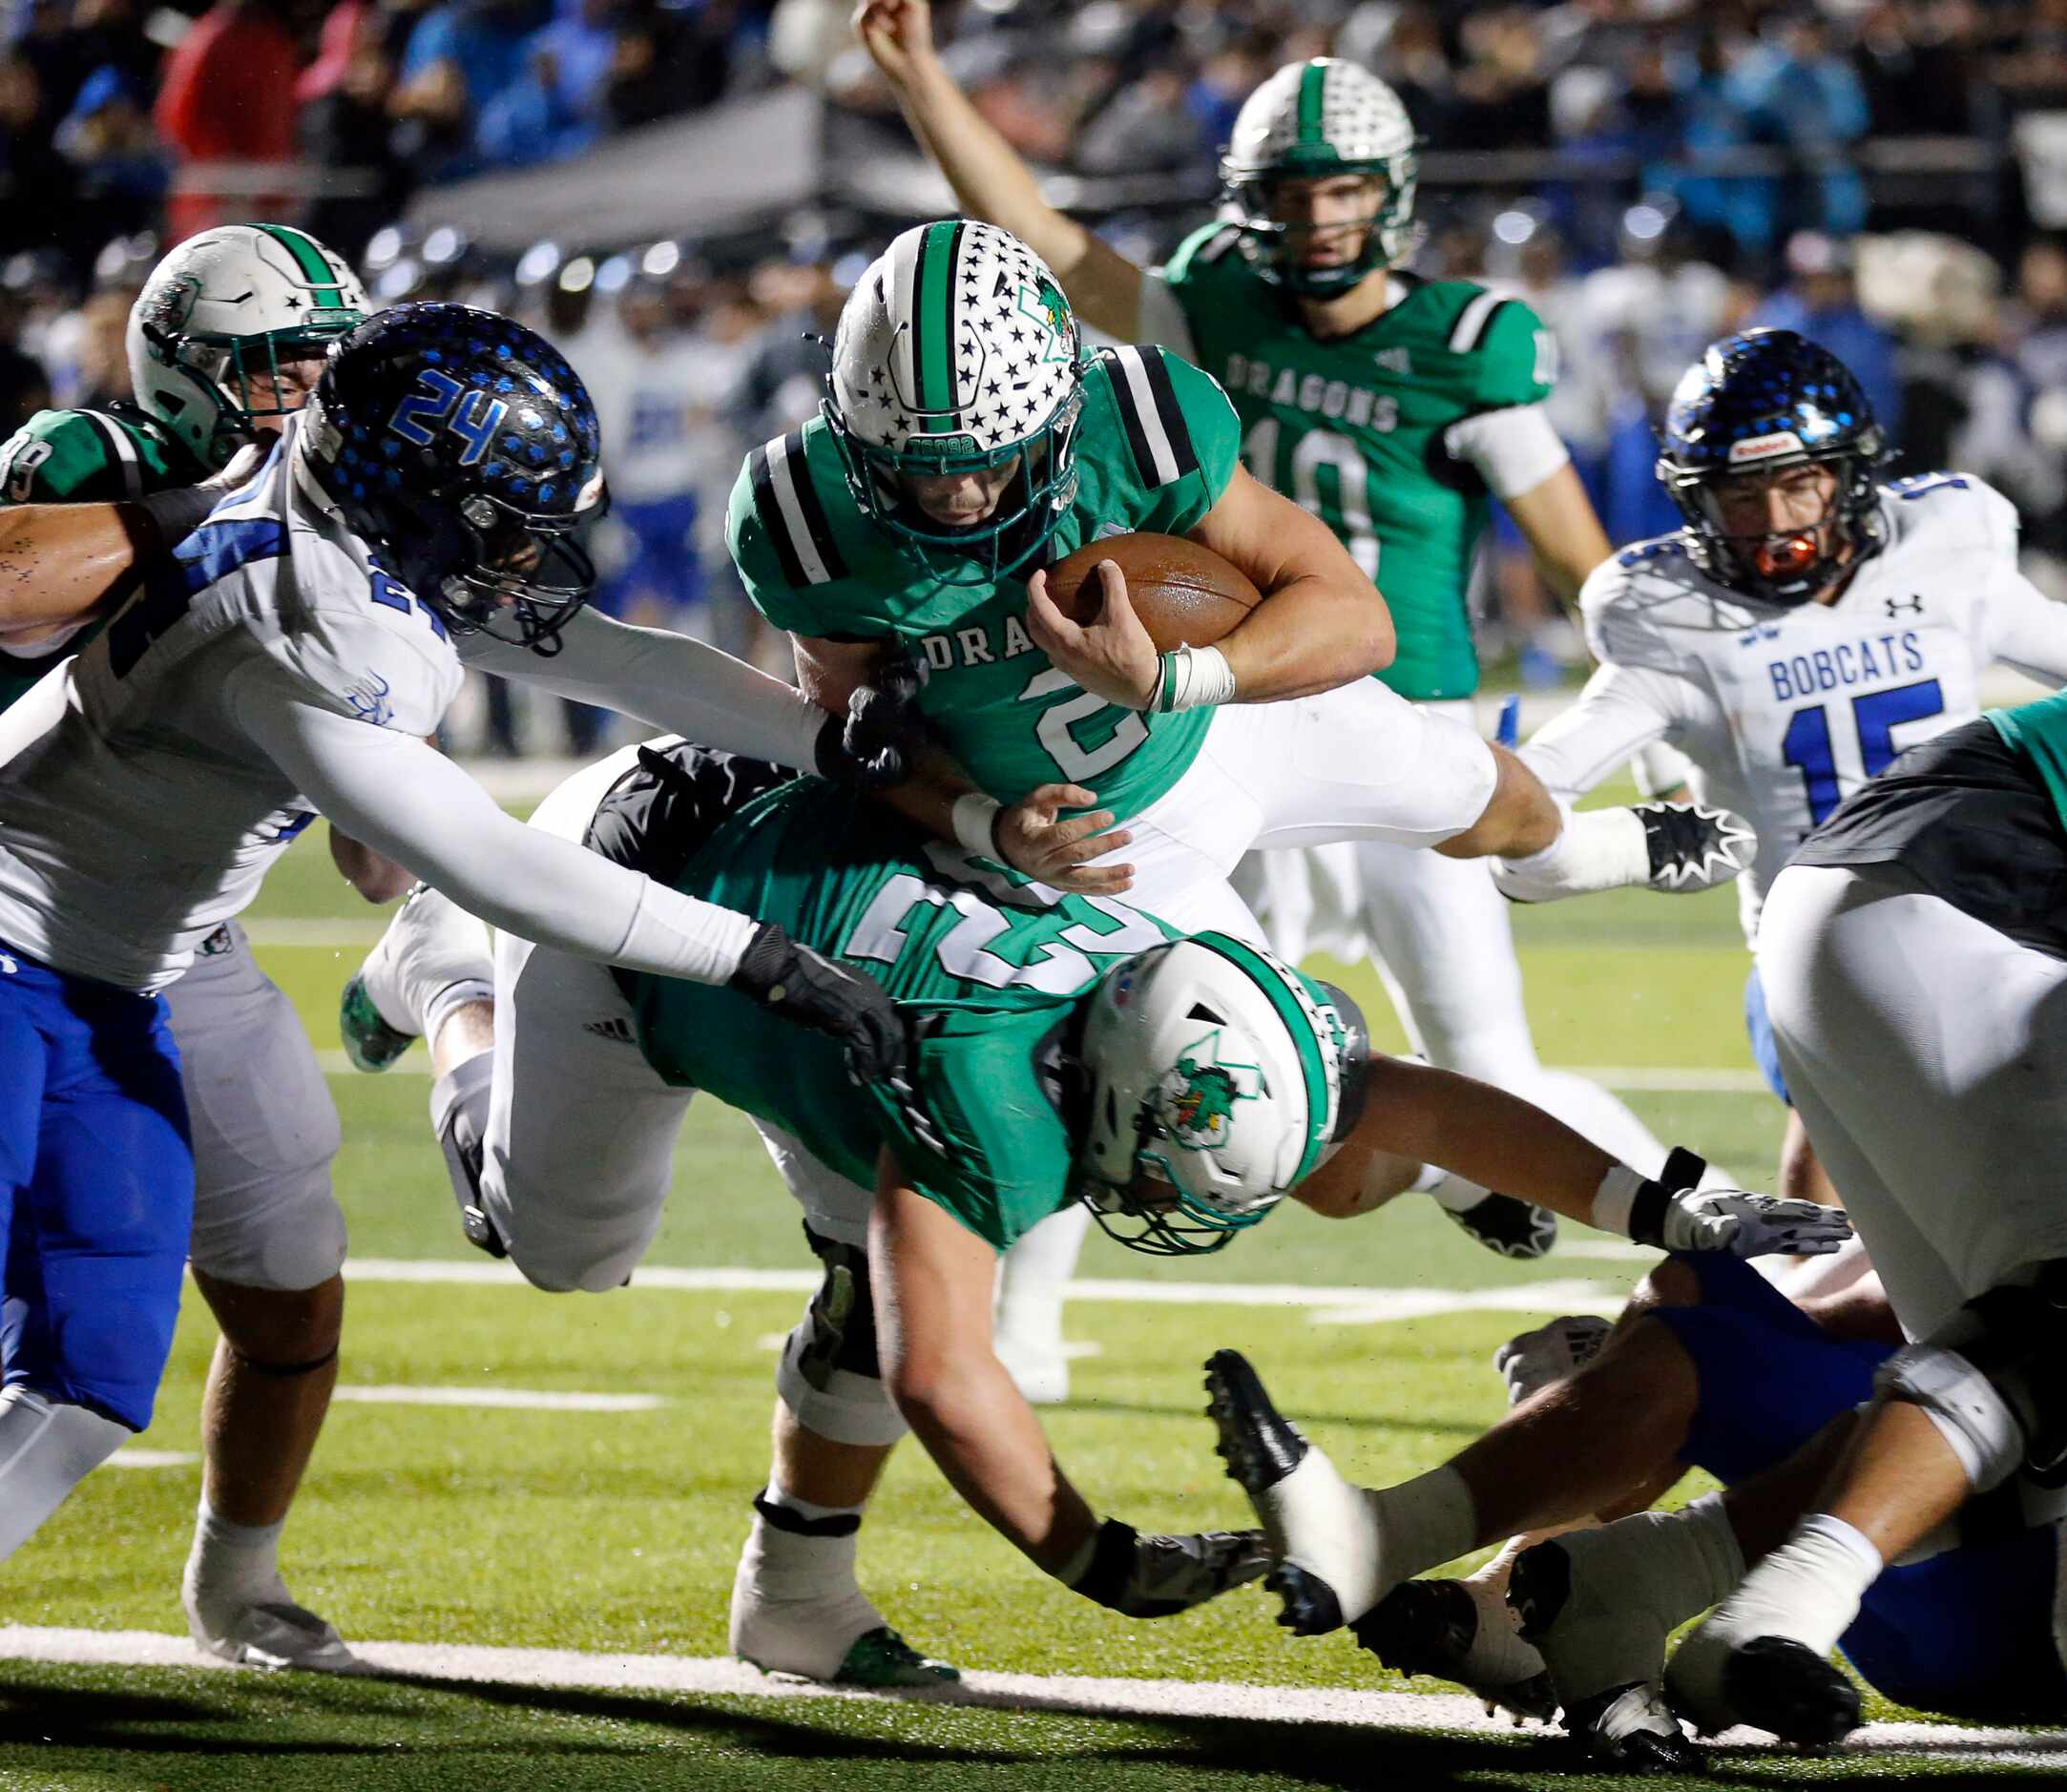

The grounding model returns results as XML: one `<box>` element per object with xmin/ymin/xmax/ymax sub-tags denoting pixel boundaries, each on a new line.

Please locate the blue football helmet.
<box><xmin>1655</xmin><ymin>328</ymin><xmax>1888</xmax><ymax>604</ymax></box>
<box><xmin>302</xmin><ymin>302</ymin><xmax>606</xmax><ymax>651</ymax></box>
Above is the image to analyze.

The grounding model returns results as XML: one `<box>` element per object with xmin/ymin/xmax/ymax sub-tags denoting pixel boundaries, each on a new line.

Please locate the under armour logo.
<box><xmin>1886</xmin><ymin>594</ymin><xmax>1924</xmax><ymax>616</ymax></box>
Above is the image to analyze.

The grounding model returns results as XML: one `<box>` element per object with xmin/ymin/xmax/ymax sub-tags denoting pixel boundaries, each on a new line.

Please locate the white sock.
<box><xmin>730</xmin><ymin>1485</ymin><xmax>879</xmax><ymax>1678</ymax></box>
<box><xmin>1713</xmin><ymin>1512</ymin><xmax>1880</xmax><ymax>1657</ymax></box>
<box><xmin>994</xmin><ymin>1201</ymin><xmax>1092</xmax><ymax>1352</ymax></box>
<box><xmin>1530</xmin><ymin>1492</ymin><xmax>1743</xmax><ymax>1704</ymax></box>
<box><xmin>187</xmin><ymin>1495</ymin><xmax>286</xmax><ymax>1593</ymax></box>
<box><xmin>1429</xmin><ymin>1175</ymin><xmax>1495</xmax><ymax>1214</ymax></box>
<box><xmin>425</xmin><ymin>978</ymin><xmax>494</xmax><ymax>1061</ymax></box>
<box><xmin>1370</xmin><ymin>1464</ymin><xmax>1478</xmax><ymax>1583</ymax></box>
<box><xmin>1495</xmin><ymin>807</ymin><xmax>1649</xmax><ymax>902</ymax></box>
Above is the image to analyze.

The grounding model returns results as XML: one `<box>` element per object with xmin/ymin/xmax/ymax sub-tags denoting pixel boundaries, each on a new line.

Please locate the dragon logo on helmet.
<box><xmin>1161</xmin><ymin>1032</ymin><xmax>1263</xmax><ymax>1153</ymax></box>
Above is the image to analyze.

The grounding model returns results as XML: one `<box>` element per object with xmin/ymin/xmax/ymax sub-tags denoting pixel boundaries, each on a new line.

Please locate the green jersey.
<box><xmin>616</xmin><ymin>757</ymin><xmax>1175</xmax><ymax>1249</ymax></box>
<box><xmin>1990</xmin><ymin>692</ymin><xmax>2067</xmax><ymax>828</ymax></box>
<box><xmin>0</xmin><ymin>404</ymin><xmax>202</xmax><ymax>710</ymax></box>
<box><xmin>1153</xmin><ymin>225</ymin><xmax>1557</xmax><ymax>701</ymax></box>
<box><xmin>727</xmin><ymin>344</ymin><xmax>1242</xmax><ymax>820</ymax></box>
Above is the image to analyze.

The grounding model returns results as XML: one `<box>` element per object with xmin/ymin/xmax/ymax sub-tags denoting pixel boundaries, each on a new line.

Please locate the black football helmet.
<box><xmin>303</xmin><ymin>302</ymin><xmax>606</xmax><ymax>651</ymax></box>
<box><xmin>1655</xmin><ymin>328</ymin><xmax>1888</xmax><ymax>605</ymax></box>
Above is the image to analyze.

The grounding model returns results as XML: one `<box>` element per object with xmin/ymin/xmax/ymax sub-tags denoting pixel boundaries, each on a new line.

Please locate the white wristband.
<box><xmin>951</xmin><ymin>792</ymin><xmax>1002</xmax><ymax>858</ymax></box>
<box><xmin>1589</xmin><ymin>1163</ymin><xmax>1648</xmax><ymax>1239</ymax></box>
<box><xmin>1153</xmin><ymin>644</ymin><xmax>1237</xmax><ymax>713</ymax></box>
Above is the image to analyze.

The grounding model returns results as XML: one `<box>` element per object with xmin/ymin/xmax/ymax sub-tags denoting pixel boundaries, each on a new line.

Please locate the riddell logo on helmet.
<box><xmin>1728</xmin><ymin>431</ymin><xmax>1806</xmax><ymax>465</ymax></box>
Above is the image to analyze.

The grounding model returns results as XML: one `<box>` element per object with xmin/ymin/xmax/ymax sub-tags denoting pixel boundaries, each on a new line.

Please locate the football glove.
<box><xmin>1616</xmin><ymin>1148</ymin><xmax>1851</xmax><ymax>1259</ymax></box>
<box><xmin>815</xmin><ymin>653</ymin><xmax>927</xmax><ymax>792</ymax></box>
<box><xmin>728</xmin><ymin>922</ymin><xmax>907</xmax><ymax>1082</ymax></box>
<box><xmin>1065</xmin><ymin>1518</ymin><xmax>1272</xmax><ymax>1618</ymax></box>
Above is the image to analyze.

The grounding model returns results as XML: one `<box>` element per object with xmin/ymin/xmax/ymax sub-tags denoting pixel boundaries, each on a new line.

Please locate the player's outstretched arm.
<box><xmin>0</xmin><ymin>502</ymin><xmax>157</xmax><ymax>638</ymax></box>
<box><xmin>1501</xmin><ymin>462</ymin><xmax>1612</xmax><ymax>602</ymax></box>
<box><xmin>852</xmin><ymin>0</ymin><xmax>1145</xmax><ymax>342</ymax></box>
<box><xmin>1025</xmin><ymin>464</ymin><xmax>1395</xmax><ymax>710</ymax></box>
<box><xmin>870</xmin><ymin>1156</ymin><xmax>1266</xmax><ymax>1612</ymax></box>
<box><xmin>1321</xmin><ymin>1055</ymin><xmax>1849</xmax><ymax>1259</ymax></box>
<box><xmin>1516</xmin><ymin>660</ymin><xmax>1683</xmax><ymax>804</ymax></box>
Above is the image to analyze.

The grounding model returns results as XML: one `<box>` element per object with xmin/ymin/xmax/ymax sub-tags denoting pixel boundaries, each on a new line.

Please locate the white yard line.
<box><xmin>310</xmin><ymin>1049</ymin><xmax>1765</xmax><ymax>1094</ymax></box>
<box><xmin>105</xmin><ymin>1450</ymin><xmax>198</xmax><ymax>1469</ymax></box>
<box><xmin>330</xmin><ymin>1386</ymin><xmax>661</xmax><ymax>1412</ymax></box>
<box><xmin>0</xmin><ymin>1625</ymin><xmax>2057</xmax><ymax>1764</ymax></box>
<box><xmin>341</xmin><ymin>1258</ymin><xmax>1628</xmax><ymax>1319</ymax></box>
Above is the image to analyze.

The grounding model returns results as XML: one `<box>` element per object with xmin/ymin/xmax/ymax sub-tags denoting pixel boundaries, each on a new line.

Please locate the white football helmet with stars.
<box><xmin>825</xmin><ymin>219</ymin><xmax>1085</xmax><ymax>579</ymax></box>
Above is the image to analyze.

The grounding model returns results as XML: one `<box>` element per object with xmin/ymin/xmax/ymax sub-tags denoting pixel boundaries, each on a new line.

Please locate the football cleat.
<box><xmin>1493</xmin><ymin>1315</ymin><xmax>1613</xmax><ymax>1407</ymax></box>
<box><xmin>1564</xmin><ymin>1682</ymin><xmax>1708</xmax><ymax>1776</ymax></box>
<box><xmin>184</xmin><ymin>1579</ymin><xmax>357</xmax><ymax>1674</ymax></box>
<box><xmin>1508</xmin><ymin>1530</ymin><xmax>1701</xmax><ymax>1769</ymax></box>
<box><xmin>1638</xmin><ymin>801</ymin><xmax>1756</xmax><ymax>894</ymax></box>
<box><xmin>1440</xmin><ymin>1193</ymin><xmax>1558</xmax><ymax>1261</ymax></box>
<box><xmin>828</xmin><ymin>1626</ymin><xmax>961</xmax><ymax>1690</ymax></box>
<box><xmin>338</xmin><ymin>972</ymin><xmax>415</xmax><ymax>1073</ymax></box>
<box><xmin>1203</xmin><ymin>1348</ymin><xmax>1387</xmax><ymax>1634</ymax></box>
<box><xmin>1353</xmin><ymin>1577</ymin><xmax>1556</xmax><ymax>1722</ymax></box>
<box><xmin>1665</xmin><ymin>1626</ymin><xmax>1862</xmax><ymax>1746</ymax></box>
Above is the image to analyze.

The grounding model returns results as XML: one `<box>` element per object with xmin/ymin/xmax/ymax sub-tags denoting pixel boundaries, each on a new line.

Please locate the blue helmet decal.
<box><xmin>308</xmin><ymin>302</ymin><xmax>606</xmax><ymax>652</ymax></box>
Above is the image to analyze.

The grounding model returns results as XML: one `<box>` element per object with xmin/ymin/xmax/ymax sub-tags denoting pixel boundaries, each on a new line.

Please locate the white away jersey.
<box><xmin>0</xmin><ymin>424</ymin><xmax>463</xmax><ymax>990</ymax></box>
<box><xmin>1525</xmin><ymin>473</ymin><xmax>2067</xmax><ymax>942</ymax></box>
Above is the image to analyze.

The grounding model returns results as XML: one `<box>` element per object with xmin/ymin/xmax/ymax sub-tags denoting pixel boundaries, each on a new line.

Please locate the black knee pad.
<box><xmin>793</xmin><ymin>1222</ymin><xmax>881</xmax><ymax>1392</ymax></box>
<box><xmin>432</xmin><ymin>1052</ymin><xmax>504</xmax><ymax>1259</ymax></box>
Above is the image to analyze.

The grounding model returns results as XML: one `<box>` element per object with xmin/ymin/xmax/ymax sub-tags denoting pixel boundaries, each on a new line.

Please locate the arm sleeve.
<box><xmin>1974</xmin><ymin>487</ymin><xmax>2067</xmax><ymax>685</ymax></box>
<box><xmin>1518</xmin><ymin>660</ymin><xmax>1687</xmax><ymax>802</ymax></box>
<box><xmin>457</xmin><ymin>608</ymin><xmax>828</xmax><ymax>768</ymax></box>
<box><xmin>1134</xmin><ymin>271</ymin><xmax>1200</xmax><ymax>361</ymax></box>
<box><xmin>1443</xmin><ymin>403</ymin><xmax>1572</xmax><ymax>502</ymax></box>
<box><xmin>232</xmin><ymin>662</ymin><xmax>758</xmax><ymax>983</ymax></box>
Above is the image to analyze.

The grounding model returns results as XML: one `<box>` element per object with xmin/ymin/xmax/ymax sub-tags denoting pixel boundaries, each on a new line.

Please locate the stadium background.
<box><xmin>6</xmin><ymin>1</ymin><xmax>2067</xmax><ymax>1784</ymax></box>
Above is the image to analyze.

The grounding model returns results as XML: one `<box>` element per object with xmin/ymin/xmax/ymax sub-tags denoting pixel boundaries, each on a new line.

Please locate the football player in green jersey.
<box><xmin>857</xmin><ymin>5</ymin><xmax>1728</xmax><ymax>1281</ymax></box>
<box><xmin>726</xmin><ymin>210</ymin><xmax>1753</xmax><ymax>1406</ymax></box>
<box><xmin>0</xmin><ymin>223</ymin><xmax>407</xmax><ymax>1673</ymax></box>
<box><xmin>352</xmin><ymin>738</ymin><xmax>1832</xmax><ymax>1677</ymax></box>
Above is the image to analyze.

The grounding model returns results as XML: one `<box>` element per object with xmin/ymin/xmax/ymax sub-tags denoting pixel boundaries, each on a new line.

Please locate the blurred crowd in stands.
<box><xmin>8</xmin><ymin>0</ymin><xmax>2067</xmax><ymax>742</ymax></box>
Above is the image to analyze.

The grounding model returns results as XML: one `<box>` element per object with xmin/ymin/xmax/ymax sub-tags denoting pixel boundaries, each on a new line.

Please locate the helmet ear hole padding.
<box><xmin>1072</xmin><ymin>933</ymin><xmax>1358</xmax><ymax>1256</ymax></box>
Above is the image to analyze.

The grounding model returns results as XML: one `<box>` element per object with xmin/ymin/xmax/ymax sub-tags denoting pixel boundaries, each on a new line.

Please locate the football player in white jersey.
<box><xmin>1519</xmin><ymin>327</ymin><xmax>2067</xmax><ymax>1203</ymax></box>
<box><xmin>0</xmin><ymin>302</ymin><xmax>916</xmax><ymax>1587</ymax></box>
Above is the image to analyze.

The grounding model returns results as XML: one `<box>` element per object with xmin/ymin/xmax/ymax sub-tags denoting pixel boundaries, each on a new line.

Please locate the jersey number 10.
<box><xmin>1782</xmin><ymin>678</ymin><xmax>1944</xmax><ymax>825</ymax></box>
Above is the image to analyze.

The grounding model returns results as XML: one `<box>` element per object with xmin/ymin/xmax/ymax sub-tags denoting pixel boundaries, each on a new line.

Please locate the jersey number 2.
<box><xmin>1782</xmin><ymin>678</ymin><xmax>1944</xmax><ymax>824</ymax></box>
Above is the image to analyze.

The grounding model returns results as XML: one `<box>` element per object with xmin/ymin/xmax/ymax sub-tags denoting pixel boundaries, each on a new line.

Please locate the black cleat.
<box><xmin>1354</xmin><ymin>1578</ymin><xmax>1557</xmax><ymax>1722</ymax></box>
<box><xmin>1722</xmin><ymin>1636</ymin><xmax>1863</xmax><ymax>1747</ymax></box>
<box><xmin>1566</xmin><ymin>1684</ymin><xmax>1708</xmax><ymax>1775</ymax></box>
<box><xmin>1203</xmin><ymin>1349</ymin><xmax>1354</xmax><ymax>1636</ymax></box>
<box><xmin>1639</xmin><ymin>801</ymin><xmax>1755</xmax><ymax>894</ymax></box>
<box><xmin>1442</xmin><ymin>1193</ymin><xmax>1558</xmax><ymax>1261</ymax></box>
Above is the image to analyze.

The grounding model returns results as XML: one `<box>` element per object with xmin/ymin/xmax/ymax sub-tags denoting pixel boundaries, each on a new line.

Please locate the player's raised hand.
<box><xmin>853</xmin><ymin>0</ymin><xmax>936</xmax><ymax>84</ymax></box>
<box><xmin>994</xmin><ymin>781</ymin><xmax>1135</xmax><ymax>895</ymax></box>
<box><xmin>1026</xmin><ymin>560</ymin><xmax>1160</xmax><ymax>710</ymax></box>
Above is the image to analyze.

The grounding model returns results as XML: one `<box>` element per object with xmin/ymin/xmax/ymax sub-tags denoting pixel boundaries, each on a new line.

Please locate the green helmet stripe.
<box><xmin>912</xmin><ymin>219</ymin><xmax>963</xmax><ymax>431</ymax></box>
<box><xmin>259</xmin><ymin>224</ymin><xmax>345</xmax><ymax>307</ymax></box>
<box><xmin>1190</xmin><ymin>931</ymin><xmax>1334</xmax><ymax>1187</ymax></box>
<box><xmin>1295</xmin><ymin>60</ymin><xmax>1326</xmax><ymax>145</ymax></box>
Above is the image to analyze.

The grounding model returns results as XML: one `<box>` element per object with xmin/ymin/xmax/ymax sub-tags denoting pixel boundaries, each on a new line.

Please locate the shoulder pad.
<box><xmin>1616</xmin><ymin>538</ymin><xmax>1689</xmax><ymax>570</ymax></box>
<box><xmin>1096</xmin><ymin>345</ymin><xmax>1204</xmax><ymax>490</ymax></box>
<box><xmin>1159</xmin><ymin>222</ymin><xmax>1243</xmax><ymax>284</ymax></box>
<box><xmin>744</xmin><ymin>428</ymin><xmax>849</xmax><ymax>589</ymax></box>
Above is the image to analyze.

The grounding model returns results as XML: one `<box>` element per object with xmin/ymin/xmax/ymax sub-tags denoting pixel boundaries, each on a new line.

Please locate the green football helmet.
<box><xmin>825</xmin><ymin>219</ymin><xmax>1085</xmax><ymax>583</ymax></box>
<box><xmin>1221</xmin><ymin>58</ymin><xmax>1420</xmax><ymax>300</ymax></box>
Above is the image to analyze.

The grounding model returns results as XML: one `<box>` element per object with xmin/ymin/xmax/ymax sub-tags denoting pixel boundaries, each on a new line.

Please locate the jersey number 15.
<box><xmin>1782</xmin><ymin>678</ymin><xmax>1944</xmax><ymax>826</ymax></box>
